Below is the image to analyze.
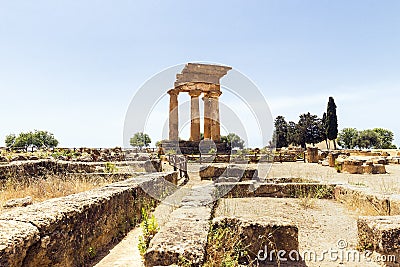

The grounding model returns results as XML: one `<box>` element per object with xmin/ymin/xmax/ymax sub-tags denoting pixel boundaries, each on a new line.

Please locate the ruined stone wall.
<box><xmin>0</xmin><ymin>171</ymin><xmax>177</xmax><ymax>267</ymax></box>
<box><xmin>0</xmin><ymin>159</ymin><xmax>162</xmax><ymax>180</ymax></box>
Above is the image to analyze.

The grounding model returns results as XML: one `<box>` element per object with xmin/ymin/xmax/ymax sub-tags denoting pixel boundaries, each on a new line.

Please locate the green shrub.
<box><xmin>138</xmin><ymin>207</ymin><xmax>159</xmax><ymax>256</ymax></box>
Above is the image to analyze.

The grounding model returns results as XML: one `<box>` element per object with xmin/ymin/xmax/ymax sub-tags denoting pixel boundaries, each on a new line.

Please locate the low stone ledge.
<box><xmin>0</xmin><ymin>171</ymin><xmax>177</xmax><ymax>267</ymax></box>
<box><xmin>209</xmin><ymin>216</ymin><xmax>299</xmax><ymax>265</ymax></box>
<box><xmin>358</xmin><ymin>216</ymin><xmax>400</xmax><ymax>259</ymax></box>
<box><xmin>334</xmin><ymin>184</ymin><xmax>390</xmax><ymax>215</ymax></box>
<box><xmin>144</xmin><ymin>186</ymin><xmax>215</xmax><ymax>266</ymax></box>
<box><xmin>0</xmin><ymin>220</ymin><xmax>40</xmax><ymax>267</ymax></box>
<box><xmin>0</xmin><ymin>159</ymin><xmax>162</xmax><ymax>181</ymax></box>
<box><xmin>215</xmin><ymin>182</ymin><xmax>335</xmax><ymax>199</ymax></box>
<box><xmin>199</xmin><ymin>164</ymin><xmax>258</xmax><ymax>181</ymax></box>
<box><xmin>3</xmin><ymin>196</ymin><xmax>33</xmax><ymax>209</ymax></box>
<box><xmin>145</xmin><ymin>207</ymin><xmax>212</xmax><ymax>267</ymax></box>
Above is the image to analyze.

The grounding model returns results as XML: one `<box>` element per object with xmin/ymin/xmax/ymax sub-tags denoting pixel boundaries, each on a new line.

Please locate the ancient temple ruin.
<box><xmin>168</xmin><ymin>63</ymin><xmax>231</xmax><ymax>141</ymax></box>
<box><xmin>165</xmin><ymin>63</ymin><xmax>232</xmax><ymax>154</ymax></box>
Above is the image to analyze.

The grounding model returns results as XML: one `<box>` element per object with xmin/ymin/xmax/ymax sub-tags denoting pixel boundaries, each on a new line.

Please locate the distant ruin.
<box><xmin>168</xmin><ymin>63</ymin><xmax>231</xmax><ymax>142</ymax></box>
<box><xmin>164</xmin><ymin>63</ymin><xmax>232</xmax><ymax>154</ymax></box>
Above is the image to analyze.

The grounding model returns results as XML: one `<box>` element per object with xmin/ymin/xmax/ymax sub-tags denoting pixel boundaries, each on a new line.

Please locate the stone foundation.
<box><xmin>334</xmin><ymin>184</ymin><xmax>400</xmax><ymax>216</ymax></box>
<box><xmin>210</xmin><ymin>216</ymin><xmax>299</xmax><ymax>265</ymax></box>
<box><xmin>358</xmin><ymin>216</ymin><xmax>400</xmax><ymax>263</ymax></box>
<box><xmin>199</xmin><ymin>164</ymin><xmax>258</xmax><ymax>181</ymax></box>
<box><xmin>215</xmin><ymin>182</ymin><xmax>335</xmax><ymax>199</ymax></box>
<box><xmin>0</xmin><ymin>159</ymin><xmax>162</xmax><ymax>181</ymax></box>
<box><xmin>0</xmin><ymin>172</ymin><xmax>177</xmax><ymax>267</ymax></box>
<box><xmin>144</xmin><ymin>185</ymin><xmax>215</xmax><ymax>266</ymax></box>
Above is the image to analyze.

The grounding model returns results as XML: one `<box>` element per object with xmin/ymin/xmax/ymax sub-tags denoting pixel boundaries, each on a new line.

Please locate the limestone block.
<box><xmin>358</xmin><ymin>216</ymin><xmax>400</xmax><ymax>253</ymax></box>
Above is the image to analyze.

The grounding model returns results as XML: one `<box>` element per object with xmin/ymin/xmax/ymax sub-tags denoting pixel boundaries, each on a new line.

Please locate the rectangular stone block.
<box><xmin>210</xmin><ymin>216</ymin><xmax>298</xmax><ymax>265</ymax></box>
<box><xmin>334</xmin><ymin>184</ymin><xmax>389</xmax><ymax>215</ymax></box>
<box><xmin>358</xmin><ymin>216</ymin><xmax>400</xmax><ymax>253</ymax></box>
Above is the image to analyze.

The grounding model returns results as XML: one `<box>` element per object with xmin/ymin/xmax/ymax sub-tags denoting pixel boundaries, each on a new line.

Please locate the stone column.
<box><xmin>203</xmin><ymin>93</ymin><xmax>212</xmax><ymax>140</ymax></box>
<box><xmin>168</xmin><ymin>89</ymin><xmax>179</xmax><ymax>141</ymax></box>
<box><xmin>189</xmin><ymin>90</ymin><xmax>201</xmax><ymax>141</ymax></box>
<box><xmin>209</xmin><ymin>90</ymin><xmax>222</xmax><ymax>141</ymax></box>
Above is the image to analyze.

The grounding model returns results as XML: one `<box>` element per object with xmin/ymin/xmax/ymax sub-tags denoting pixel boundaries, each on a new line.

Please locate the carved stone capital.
<box><xmin>167</xmin><ymin>89</ymin><xmax>180</xmax><ymax>96</ymax></box>
<box><xmin>188</xmin><ymin>89</ymin><xmax>202</xmax><ymax>97</ymax></box>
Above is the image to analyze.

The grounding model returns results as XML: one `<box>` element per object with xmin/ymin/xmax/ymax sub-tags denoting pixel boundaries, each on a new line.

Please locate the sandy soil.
<box><xmin>267</xmin><ymin>162</ymin><xmax>400</xmax><ymax>195</ymax></box>
<box><xmin>94</xmin><ymin>162</ymin><xmax>400</xmax><ymax>266</ymax></box>
<box><xmin>216</xmin><ymin>197</ymin><xmax>385</xmax><ymax>267</ymax></box>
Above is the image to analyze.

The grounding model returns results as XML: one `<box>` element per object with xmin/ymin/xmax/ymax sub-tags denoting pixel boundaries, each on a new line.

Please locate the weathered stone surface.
<box><xmin>334</xmin><ymin>184</ymin><xmax>390</xmax><ymax>215</ymax></box>
<box><xmin>0</xmin><ymin>159</ymin><xmax>96</xmax><ymax>180</ymax></box>
<box><xmin>372</xmin><ymin>157</ymin><xmax>388</xmax><ymax>165</ymax></box>
<box><xmin>199</xmin><ymin>164</ymin><xmax>258</xmax><ymax>181</ymax></box>
<box><xmin>388</xmin><ymin>195</ymin><xmax>400</xmax><ymax>216</ymax></box>
<box><xmin>358</xmin><ymin>216</ymin><xmax>400</xmax><ymax>254</ymax></box>
<box><xmin>306</xmin><ymin>147</ymin><xmax>319</xmax><ymax>163</ymax></box>
<box><xmin>338</xmin><ymin>159</ymin><xmax>386</xmax><ymax>174</ymax></box>
<box><xmin>0</xmin><ymin>159</ymin><xmax>162</xmax><ymax>181</ymax></box>
<box><xmin>210</xmin><ymin>216</ymin><xmax>298</xmax><ymax>264</ymax></box>
<box><xmin>144</xmin><ymin>185</ymin><xmax>215</xmax><ymax>266</ymax></box>
<box><xmin>0</xmin><ymin>172</ymin><xmax>177</xmax><ymax>267</ymax></box>
<box><xmin>145</xmin><ymin>208</ymin><xmax>212</xmax><ymax>267</ymax></box>
<box><xmin>174</xmin><ymin>63</ymin><xmax>231</xmax><ymax>87</ymax></box>
<box><xmin>3</xmin><ymin>196</ymin><xmax>33</xmax><ymax>209</ymax></box>
<box><xmin>328</xmin><ymin>152</ymin><xmax>340</xmax><ymax>167</ymax></box>
<box><xmin>0</xmin><ymin>220</ymin><xmax>40</xmax><ymax>267</ymax></box>
<box><xmin>216</xmin><ymin>182</ymin><xmax>335</xmax><ymax>199</ymax></box>
<box><xmin>11</xmin><ymin>155</ymin><xmax>28</xmax><ymax>161</ymax></box>
<box><xmin>371</xmin><ymin>164</ymin><xmax>386</xmax><ymax>174</ymax></box>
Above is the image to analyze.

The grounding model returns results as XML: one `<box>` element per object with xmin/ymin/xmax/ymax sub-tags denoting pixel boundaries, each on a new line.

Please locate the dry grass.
<box><xmin>0</xmin><ymin>174</ymin><xmax>119</xmax><ymax>213</ymax></box>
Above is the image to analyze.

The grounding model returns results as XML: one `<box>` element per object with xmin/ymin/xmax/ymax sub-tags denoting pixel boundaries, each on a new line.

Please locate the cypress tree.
<box><xmin>326</xmin><ymin>97</ymin><xmax>338</xmax><ymax>150</ymax></box>
<box><xmin>321</xmin><ymin>112</ymin><xmax>328</xmax><ymax>149</ymax></box>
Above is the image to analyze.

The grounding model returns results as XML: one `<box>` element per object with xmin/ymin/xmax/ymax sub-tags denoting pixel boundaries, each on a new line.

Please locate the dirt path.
<box><xmin>94</xmin><ymin>163</ymin><xmax>211</xmax><ymax>267</ymax></box>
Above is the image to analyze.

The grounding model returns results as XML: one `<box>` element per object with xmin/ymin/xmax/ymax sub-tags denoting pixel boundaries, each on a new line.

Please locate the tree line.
<box><xmin>273</xmin><ymin>96</ymin><xmax>396</xmax><ymax>150</ymax></box>
<box><xmin>338</xmin><ymin>128</ymin><xmax>396</xmax><ymax>149</ymax></box>
<box><xmin>273</xmin><ymin>97</ymin><xmax>338</xmax><ymax>149</ymax></box>
<box><xmin>5</xmin><ymin>130</ymin><xmax>59</xmax><ymax>151</ymax></box>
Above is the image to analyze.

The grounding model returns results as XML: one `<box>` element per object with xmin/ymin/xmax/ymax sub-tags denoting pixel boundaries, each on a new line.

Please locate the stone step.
<box><xmin>144</xmin><ymin>185</ymin><xmax>215</xmax><ymax>267</ymax></box>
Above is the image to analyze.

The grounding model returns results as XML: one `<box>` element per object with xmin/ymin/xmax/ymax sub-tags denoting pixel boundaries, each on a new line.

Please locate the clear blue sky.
<box><xmin>1</xmin><ymin>0</ymin><xmax>399</xmax><ymax>147</ymax></box>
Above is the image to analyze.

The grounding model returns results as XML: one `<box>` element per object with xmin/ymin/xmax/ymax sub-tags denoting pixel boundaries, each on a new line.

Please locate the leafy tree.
<box><xmin>287</xmin><ymin>121</ymin><xmax>298</xmax><ymax>146</ymax></box>
<box><xmin>5</xmin><ymin>134</ymin><xmax>16</xmax><ymax>147</ymax></box>
<box><xmin>326</xmin><ymin>97</ymin><xmax>338</xmax><ymax>149</ymax></box>
<box><xmin>32</xmin><ymin>130</ymin><xmax>58</xmax><ymax>148</ymax></box>
<box><xmin>355</xmin><ymin>129</ymin><xmax>380</xmax><ymax>149</ymax></box>
<box><xmin>274</xmin><ymin>116</ymin><xmax>288</xmax><ymax>148</ymax></box>
<box><xmin>130</xmin><ymin>132</ymin><xmax>151</xmax><ymax>148</ymax></box>
<box><xmin>221</xmin><ymin>133</ymin><xmax>245</xmax><ymax>149</ymax></box>
<box><xmin>337</xmin><ymin>128</ymin><xmax>358</xmax><ymax>149</ymax></box>
<box><xmin>296</xmin><ymin>113</ymin><xmax>324</xmax><ymax>148</ymax></box>
<box><xmin>4</xmin><ymin>130</ymin><xmax>58</xmax><ymax>150</ymax></box>
<box><xmin>373</xmin><ymin>128</ymin><xmax>396</xmax><ymax>149</ymax></box>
